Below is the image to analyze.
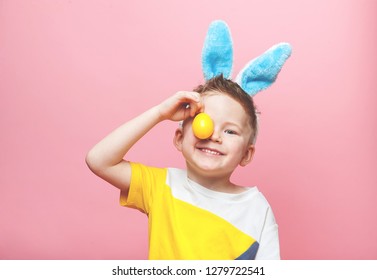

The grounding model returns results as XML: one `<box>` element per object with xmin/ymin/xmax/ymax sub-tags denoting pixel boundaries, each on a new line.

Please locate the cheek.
<box><xmin>182</xmin><ymin>122</ymin><xmax>196</xmax><ymax>140</ymax></box>
<box><xmin>181</xmin><ymin>129</ymin><xmax>196</xmax><ymax>148</ymax></box>
<box><xmin>229</xmin><ymin>139</ymin><xmax>249</xmax><ymax>156</ymax></box>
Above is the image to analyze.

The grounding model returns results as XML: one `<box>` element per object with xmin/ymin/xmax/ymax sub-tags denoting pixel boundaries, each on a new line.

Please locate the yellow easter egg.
<box><xmin>192</xmin><ymin>113</ymin><xmax>214</xmax><ymax>139</ymax></box>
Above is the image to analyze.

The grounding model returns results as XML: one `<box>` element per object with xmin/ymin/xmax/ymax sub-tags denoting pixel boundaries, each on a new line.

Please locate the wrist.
<box><xmin>150</xmin><ymin>105</ymin><xmax>167</xmax><ymax>123</ymax></box>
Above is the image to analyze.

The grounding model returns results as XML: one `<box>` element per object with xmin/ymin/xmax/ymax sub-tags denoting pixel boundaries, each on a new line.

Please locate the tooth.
<box><xmin>202</xmin><ymin>148</ymin><xmax>219</xmax><ymax>155</ymax></box>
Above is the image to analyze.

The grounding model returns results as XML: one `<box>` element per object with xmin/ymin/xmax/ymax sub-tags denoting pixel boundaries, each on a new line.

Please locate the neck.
<box><xmin>186</xmin><ymin>168</ymin><xmax>245</xmax><ymax>194</ymax></box>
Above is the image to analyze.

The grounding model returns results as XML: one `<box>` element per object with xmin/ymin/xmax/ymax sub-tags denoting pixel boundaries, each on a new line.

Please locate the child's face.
<box><xmin>174</xmin><ymin>92</ymin><xmax>255</xmax><ymax>180</ymax></box>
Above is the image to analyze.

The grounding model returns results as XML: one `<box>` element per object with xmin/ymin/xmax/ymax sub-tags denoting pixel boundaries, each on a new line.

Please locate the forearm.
<box><xmin>86</xmin><ymin>105</ymin><xmax>163</xmax><ymax>172</ymax></box>
<box><xmin>86</xmin><ymin>91</ymin><xmax>201</xmax><ymax>185</ymax></box>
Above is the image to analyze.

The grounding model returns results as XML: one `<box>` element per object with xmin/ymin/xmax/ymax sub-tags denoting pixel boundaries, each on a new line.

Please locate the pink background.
<box><xmin>1</xmin><ymin>0</ymin><xmax>376</xmax><ymax>260</ymax></box>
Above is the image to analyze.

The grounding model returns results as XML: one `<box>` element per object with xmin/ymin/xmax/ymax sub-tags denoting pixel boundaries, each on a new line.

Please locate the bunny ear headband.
<box><xmin>202</xmin><ymin>20</ymin><xmax>292</xmax><ymax>96</ymax></box>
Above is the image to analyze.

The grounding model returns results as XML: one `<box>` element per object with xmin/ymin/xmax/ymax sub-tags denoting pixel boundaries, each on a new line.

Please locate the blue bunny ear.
<box><xmin>235</xmin><ymin>43</ymin><xmax>292</xmax><ymax>96</ymax></box>
<box><xmin>202</xmin><ymin>20</ymin><xmax>233</xmax><ymax>80</ymax></box>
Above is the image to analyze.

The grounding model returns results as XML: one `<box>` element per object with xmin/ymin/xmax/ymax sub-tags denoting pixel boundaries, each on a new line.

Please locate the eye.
<box><xmin>224</xmin><ymin>129</ymin><xmax>237</xmax><ymax>135</ymax></box>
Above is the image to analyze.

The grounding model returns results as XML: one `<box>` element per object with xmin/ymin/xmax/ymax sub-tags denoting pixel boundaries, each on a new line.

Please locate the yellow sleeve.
<box><xmin>119</xmin><ymin>162</ymin><xmax>167</xmax><ymax>215</ymax></box>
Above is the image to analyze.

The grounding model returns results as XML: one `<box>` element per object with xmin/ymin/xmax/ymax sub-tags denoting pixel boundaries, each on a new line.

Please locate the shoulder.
<box><xmin>238</xmin><ymin>187</ymin><xmax>277</xmax><ymax>225</ymax></box>
<box><xmin>252</xmin><ymin>188</ymin><xmax>278</xmax><ymax>225</ymax></box>
<box><xmin>130</xmin><ymin>162</ymin><xmax>168</xmax><ymax>177</ymax></box>
<box><xmin>128</xmin><ymin>162</ymin><xmax>170</xmax><ymax>193</ymax></box>
<box><xmin>166</xmin><ymin>167</ymin><xmax>187</xmax><ymax>183</ymax></box>
<box><xmin>237</xmin><ymin>186</ymin><xmax>271</xmax><ymax>207</ymax></box>
<box><xmin>130</xmin><ymin>163</ymin><xmax>187</xmax><ymax>191</ymax></box>
<box><xmin>253</xmin><ymin>188</ymin><xmax>273</xmax><ymax>208</ymax></box>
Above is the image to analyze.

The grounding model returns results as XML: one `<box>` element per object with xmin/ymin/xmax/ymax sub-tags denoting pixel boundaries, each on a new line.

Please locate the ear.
<box><xmin>173</xmin><ymin>128</ymin><xmax>184</xmax><ymax>152</ymax></box>
<box><xmin>239</xmin><ymin>145</ymin><xmax>255</xmax><ymax>167</ymax></box>
<box><xmin>235</xmin><ymin>43</ymin><xmax>292</xmax><ymax>96</ymax></box>
<box><xmin>202</xmin><ymin>20</ymin><xmax>233</xmax><ymax>80</ymax></box>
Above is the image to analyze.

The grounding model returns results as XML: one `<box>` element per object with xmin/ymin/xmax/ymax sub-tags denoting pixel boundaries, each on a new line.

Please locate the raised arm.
<box><xmin>85</xmin><ymin>91</ymin><xmax>202</xmax><ymax>196</ymax></box>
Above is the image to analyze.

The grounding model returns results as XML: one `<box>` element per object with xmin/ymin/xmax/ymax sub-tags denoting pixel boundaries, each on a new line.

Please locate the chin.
<box><xmin>194</xmin><ymin>163</ymin><xmax>229</xmax><ymax>177</ymax></box>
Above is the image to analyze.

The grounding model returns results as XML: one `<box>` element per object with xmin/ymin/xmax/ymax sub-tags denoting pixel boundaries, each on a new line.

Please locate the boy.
<box><xmin>86</xmin><ymin>75</ymin><xmax>280</xmax><ymax>260</ymax></box>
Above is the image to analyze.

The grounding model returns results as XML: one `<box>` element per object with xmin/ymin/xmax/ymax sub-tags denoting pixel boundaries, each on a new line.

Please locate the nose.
<box><xmin>209</xmin><ymin>127</ymin><xmax>222</xmax><ymax>143</ymax></box>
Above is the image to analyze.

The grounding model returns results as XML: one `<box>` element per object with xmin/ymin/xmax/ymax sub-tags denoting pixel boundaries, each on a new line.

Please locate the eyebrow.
<box><xmin>223</xmin><ymin>121</ymin><xmax>243</xmax><ymax>131</ymax></box>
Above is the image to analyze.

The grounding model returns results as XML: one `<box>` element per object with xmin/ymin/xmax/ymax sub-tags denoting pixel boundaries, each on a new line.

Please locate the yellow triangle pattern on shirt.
<box><xmin>148</xmin><ymin>184</ymin><xmax>258</xmax><ymax>260</ymax></box>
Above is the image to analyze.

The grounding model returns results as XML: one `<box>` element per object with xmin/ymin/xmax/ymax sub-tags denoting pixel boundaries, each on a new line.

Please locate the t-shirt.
<box><xmin>120</xmin><ymin>162</ymin><xmax>280</xmax><ymax>260</ymax></box>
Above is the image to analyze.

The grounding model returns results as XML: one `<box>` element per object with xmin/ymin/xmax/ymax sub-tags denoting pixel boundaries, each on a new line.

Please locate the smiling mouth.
<box><xmin>198</xmin><ymin>148</ymin><xmax>223</xmax><ymax>156</ymax></box>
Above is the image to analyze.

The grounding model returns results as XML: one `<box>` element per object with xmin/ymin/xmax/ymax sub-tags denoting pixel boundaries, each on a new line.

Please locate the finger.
<box><xmin>197</xmin><ymin>100</ymin><xmax>204</xmax><ymax>113</ymax></box>
<box><xmin>190</xmin><ymin>103</ymin><xmax>198</xmax><ymax>117</ymax></box>
<box><xmin>177</xmin><ymin>91</ymin><xmax>201</xmax><ymax>104</ymax></box>
<box><xmin>174</xmin><ymin>91</ymin><xmax>203</xmax><ymax>118</ymax></box>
